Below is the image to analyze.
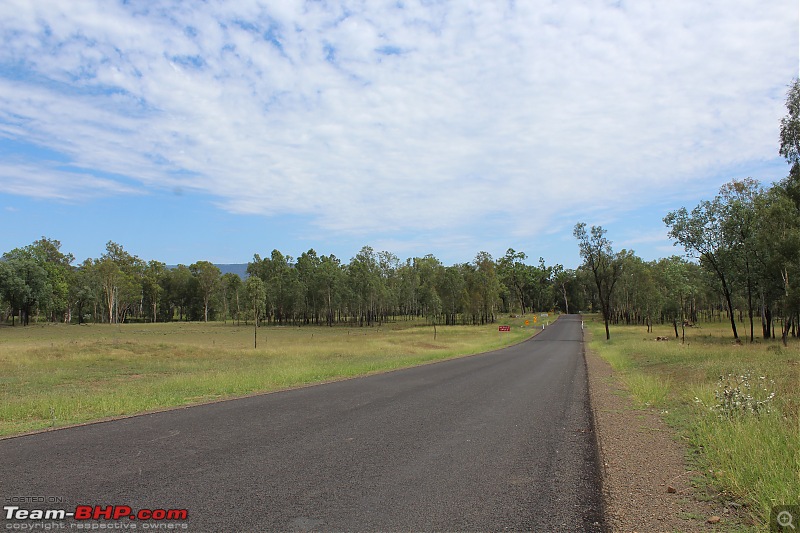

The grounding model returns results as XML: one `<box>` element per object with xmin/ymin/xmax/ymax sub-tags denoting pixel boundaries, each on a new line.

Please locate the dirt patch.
<box><xmin>585</xmin><ymin>343</ymin><xmax>730</xmax><ymax>532</ymax></box>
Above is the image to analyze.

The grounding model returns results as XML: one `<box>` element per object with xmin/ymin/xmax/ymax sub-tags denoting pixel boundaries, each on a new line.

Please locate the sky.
<box><xmin>0</xmin><ymin>1</ymin><xmax>797</xmax><ymax>269</ymax></box>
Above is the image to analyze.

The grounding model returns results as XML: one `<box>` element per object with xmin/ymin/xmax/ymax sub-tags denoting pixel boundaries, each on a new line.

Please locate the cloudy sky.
<box><xmin>0</xmin><ymin>1</ymin><xmax>797</xmax><ymax>268</ymax></box>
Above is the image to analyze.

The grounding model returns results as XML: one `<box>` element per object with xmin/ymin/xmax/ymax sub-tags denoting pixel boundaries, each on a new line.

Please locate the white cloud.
<box><xmin>0</xmin><ymin>162</ymin><xmax>142</xmax><ymax>200</ymax></box>
<box><xmin>0</xmin><ymin>0</ymin><xmax>796</xmax><ymax>248</ymax></box>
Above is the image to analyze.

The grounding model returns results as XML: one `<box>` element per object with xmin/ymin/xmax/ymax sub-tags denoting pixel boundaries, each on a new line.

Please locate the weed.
<box><xmin>696</xmin><ymin>372</ymin><xmax>776</xmax><ymax>418</ymax></box>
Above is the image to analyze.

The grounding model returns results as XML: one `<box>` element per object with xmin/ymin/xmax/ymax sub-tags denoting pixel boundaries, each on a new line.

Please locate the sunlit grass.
<box><xmin>0</xmin><ymin>316</ymin><xmax>545</xmax><ymax>436</ymax></box>
<box><xmin>585</xmin><ymin>316</ymin><xmax>800</xmax><ymax>527</ymax></box>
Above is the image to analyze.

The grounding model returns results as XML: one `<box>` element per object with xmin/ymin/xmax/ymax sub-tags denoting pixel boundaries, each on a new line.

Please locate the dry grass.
<box><xmin>0</xmin><ymin>317</ymin><xmax>543</xmax><ymax>436</ymax></box>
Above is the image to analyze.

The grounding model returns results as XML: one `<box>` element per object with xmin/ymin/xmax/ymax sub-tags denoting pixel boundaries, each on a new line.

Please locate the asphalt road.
<box><xmin>1</xmin><ymin>315</ymin><xmax>604</xmax><ymax>532</ymax></box>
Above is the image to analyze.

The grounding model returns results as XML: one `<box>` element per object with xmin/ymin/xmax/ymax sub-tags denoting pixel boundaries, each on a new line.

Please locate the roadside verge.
<box><xmin>584</xmin><ymin>336</ymin><xmax>723</xmax><ymax>532</ymax></box>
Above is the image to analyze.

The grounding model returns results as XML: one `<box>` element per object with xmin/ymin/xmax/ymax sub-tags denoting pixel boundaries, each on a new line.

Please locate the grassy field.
<box><xmin>0</xmin><ymin>315</ymin><xmax>548</xmax><ymax>437</ymax></box>
<box><xmin>586</xmin><ymin>316</ymin><xmax>800</xmax><ymax>528</ymax></box>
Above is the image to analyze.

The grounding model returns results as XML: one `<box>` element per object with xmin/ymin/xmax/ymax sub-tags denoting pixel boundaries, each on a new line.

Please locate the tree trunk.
<box><xmin>722</xmin><ymin>286</ymin><xmax>738</xmax><ymax>340</ymax></box>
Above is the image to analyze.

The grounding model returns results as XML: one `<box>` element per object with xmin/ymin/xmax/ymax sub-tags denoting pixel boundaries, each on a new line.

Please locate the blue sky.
<box><xmin>0</xmin><ymin>1</ymin><xmax>797</xmax><ymax>269</ymax></box>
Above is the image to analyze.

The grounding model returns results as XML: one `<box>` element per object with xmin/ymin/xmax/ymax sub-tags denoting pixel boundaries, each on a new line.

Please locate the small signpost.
<box><xmin>498</xmin><ymin>325</ymin><xmax>511</xmax><ymax>332</ymax></box>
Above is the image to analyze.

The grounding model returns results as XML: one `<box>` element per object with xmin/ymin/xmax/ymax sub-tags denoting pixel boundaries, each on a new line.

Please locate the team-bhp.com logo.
<box><xmin>5</xmin><ymin>505</ymin><xmax>188</xmax><ymax>526</ymax></box>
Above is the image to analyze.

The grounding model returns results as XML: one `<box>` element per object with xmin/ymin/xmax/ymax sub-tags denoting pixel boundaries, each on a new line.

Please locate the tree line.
<box><xmin>0</xmin><ymin>241</ymin><xmax>575</xmax><ymax>327</ymax></box>
<box><xmin>0</xmin><ymin>227</ymin><xmax>786</xmax><ymax>339</ymax></box>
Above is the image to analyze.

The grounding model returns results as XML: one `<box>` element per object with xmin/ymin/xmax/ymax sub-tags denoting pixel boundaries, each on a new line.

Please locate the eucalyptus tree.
<box><xmin>318</xmin><ymin>254</ymin><xmax>344</xmax><ymax>326</ymax></box>
<box><xmin>655</xmin><ymin>256</ymin><xmax>690</xmax><ymax>332</ymax></box>
<box><xmin>220</xmin><ymin>272</ymin><xmax>243</xmax><ymax>324</ymax></box>
<box><xmin>142</xmin><ymin>260</ymin><xmax>167</xmax><ymax>322</ymax></box>
<box><xmin>551</xmin><ymin>264</ymin><xmax>574</xmax><ymax>314</ymax></box>
<box><xmin>167</xmin><ymin>264</ymin><xmax>196</xmax><ymax>321</ymax></box>
<box><xmin>0</xmin><ymin>255</ymin><xmax>50</xmax><ymax>325</ymax></box>
<box><xmin>719</xmin><ymin>179</ymin><xmax>763</xmax><ymax>342</ymax></box>
<box><xmin>0</xmin><ymin>260</ymin><xmax>18</xmax><ymax>323</ymax></box>
<box><xmin>397</xmin><ymin>258</ymin><xmax>419</xmax><ymax>318</ymax></box>
<box><xmin>28</xmin><ymin>238</ymin><xmax>73</xmax><ymax>321</ymax></box>
<box><xmin>438</xmin><ymin>265</ymin><xmax>466</xmax><ymax>325</ymax></box>
<box><xmin>530</xmin><ymin>258</ymin><xmax>556</xmax><ymax>313</ymax></box>
<box><xmin>779</xmin><ymin>78</ymin><xmax>800</xmax><ymax>169</ymax></box>
<box><xmin>190</xmin><ymin>261</ymin><xmax>221</xmax><ymax>322</ymax></box>
<box><xmin>768</xmin><ymin>77</ymin><xmax>800</xmax><ymax>343</ymax></box>
<box><xmin>498</xmin><ymin>249</ymin><xmax>528</xmax><ymax>314</ymax></box>
<box><xmin>377</xmin><ymin>251</ymin><xmax>400</xmax><ymax>322</ymax></box>
<box><xmin>3</xmin><ymin>238</ymin><xmax>73</xmax><ymax>322</ymax></box>
<box><xmin>245</xmin><ymin>276</ymin><xmax>266</xmax><ymax>348</ymax></box>
<box><xmin>574</xmin><ymin>223</ymin><xmax>624</xmax><ymax>340</ymax></box>
<box><xmin>95</xmin><ymin>241</ymin><xmax>145</xmax><ymax>323</ymax></box>
<box><xmin>247</xmin><ymin>250</ymin><xmax>299</xmax><ymax>324</ymax></box>
<box><xmin>473</xmin><ymin>251</ymin><xmax>501</xmax><ymax>324</ymax></box>
<box><xmin>757</xmin><ymin>182</ymin><xmax>800</xmax><ymax>344</ymax></box>
<box><xmin>72</xmin><ymin>259</ymin><xmax>102</xmax><ymax>323</ymax></box>
<box><xmin>664</xmin><ymin>195</ymin><xmax>740</xmax><ymax>340</ymax></box>
<box><xmin>414</xmin><ymin>254</ymin><xmax>442</xmax><ymax>321</ymax></box>
<box><xmin>635</xmin><ymin>262</ymin><xmax>663</xmax><ymax>334</ymax></box>
<box><xmin>613</xmin><ymin>252</ymin><xmax>645</xmax><ymax>326</ymax></box>
<box><xmin>296</xmin><ymin>249</ymin><xmax>322</xmax><ymax>324</ymax></box>
<box><xmin>347</xmin><ymin>246</ymin><xmax>381</xmax><ymax>326</ymax></box>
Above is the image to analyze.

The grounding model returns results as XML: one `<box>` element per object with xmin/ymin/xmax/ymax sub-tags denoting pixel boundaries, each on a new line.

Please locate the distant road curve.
<box><xmin>1</xmin><ymin>315</ymin><xmax>603</xmax><ymax>532</ymax></box>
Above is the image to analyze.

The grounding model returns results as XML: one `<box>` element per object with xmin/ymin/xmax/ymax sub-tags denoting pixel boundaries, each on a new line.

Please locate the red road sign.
<box><xmin>498</xmin><ymin>325</ymin><xmax>511</xmax><ymax>332</ymax></box>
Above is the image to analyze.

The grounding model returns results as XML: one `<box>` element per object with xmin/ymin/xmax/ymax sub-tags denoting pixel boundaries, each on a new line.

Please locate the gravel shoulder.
<box><xmin>584</xmin><ymin>336</ymin><xmax>729</xmax><ymax>532</ymax></box>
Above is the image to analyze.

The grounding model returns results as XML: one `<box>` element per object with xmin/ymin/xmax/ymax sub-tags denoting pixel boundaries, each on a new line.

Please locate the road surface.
<box><xmin>1</xmin><ymin>315</ymin><xmax>603</xmax><ymax>531</ymax></box>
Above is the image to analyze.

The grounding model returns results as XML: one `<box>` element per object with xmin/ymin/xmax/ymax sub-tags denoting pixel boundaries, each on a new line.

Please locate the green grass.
<box><xmin>0</xmin><ymin>316</ymin><xmax>546</xmax><ymax>437</ymax></box>
<box><xmin>586</xmin><ymin>316</ymin><xmax>800</xmax><ymax>528</ymax></box>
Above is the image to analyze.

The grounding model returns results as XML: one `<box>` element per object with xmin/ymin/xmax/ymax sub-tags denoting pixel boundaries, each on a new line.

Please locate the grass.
<box><xmin>585</xmin><ymin>316</ymin><xmax>800</xmax><ymax>528</ymax></box>
<box><xmin>0</xmin><ymin>315</ymin><xmax>546</xmax><ymax>437</ymax></box>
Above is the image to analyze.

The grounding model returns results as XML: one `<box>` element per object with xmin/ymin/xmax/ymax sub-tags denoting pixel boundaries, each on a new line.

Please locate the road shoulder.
<box><xmin>584</xmin><ymin>341</ymin><xmax>723</xmax><ymax>532</ymax></box>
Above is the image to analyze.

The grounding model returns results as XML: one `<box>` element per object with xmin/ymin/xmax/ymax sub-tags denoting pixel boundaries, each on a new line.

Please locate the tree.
<box><xmin>551</xmin><ymin>264</ymin><xmax>574</xmax><ymax>314</ymax></box>
<box><xmin>664</xmin><ymin>200</ymin><xmax>737</xmax><ymax>340</ymax></box>
<box><xmin>70</xmin><ymin>259</ymin><xmax>102</xmax><ymax>324</ymax></box>
<box><xmin>3</xmin><ymin>238</ymin><xmax>73</xmax><ymax>323</ymax></box>
<box><xmin>779</xmin><ymin>78</ymin><xmax>800</xmax><ymax>167</ymax></box>
<box><xmin>96</xmin><ymin>241</ymin><xmax>143</xmax><ymax>324</ymax></box>
<box><xmin>142</xmin><ymin>261</ymin><xmax>167</xmax><ymax>322</ymax></box>
<box><xmin>249</xmin><ymin>250</ymin><xmax>303</xmax><ymax>325</ymax></box>
<box><xmin>498</xmin><ymin>249</ymin><xmax>528</xmax><ymax>315</ymax></box>
<box><xmin>245</xmin><ymin>276</ymin><xmax>266</xmax><ymax>348</ymax></box>
<box><xmin>473</xmin><ymin>251</ymin><xmax>501</xmax><ymax>324</ymax></box>
<box><xmin>0</xmin><ymin>260</ymin><xmax>25</xmax><ymax>325</ymax></box>
<box><xmin>719</xmin><ymin>179</ymin><xmax>763</xmax><ymax>342</ymax></box>
<box><xmin>0</xmin><ymin>256</ymin><xmax>50</xmax><ymax>325</ymax></box>
<box><xmin>757</xmin><ymin>183</ymin><xmax>800</xmax><ymax>345</ymax></box>
<box><xmin>296</xmin><ymin>249</ymin><xmax>322</xmax><ymax>324</ymax></box>
<box><xmin>25</xmin><ymin>238</ymin><xmax>73</xmax><ymax>322</ymax></box>
<box><xmin>167</xmin><ymin>265</ymin><xmax>196</xmax><ymax>321</ymax></box>
<box><xmin>438</xmin><ymin>265</ymin><xmax>466</xmax><ymax>325</ymax></box>
<box><xmin>769</xmin><ymin>77</ymin><xmax>800</xmax><ymax>344</ymax></box>
<box><xmin>319</xmin><ymin>254</ymin><xmax>343</xmax><ymax>326</ymax></box>
<box><xmin>190</xmin><ymin>261</ymin><xmax>221</xmax><ymax>322</ymax></box>
<box><xmin>574</xmin><ymin>223</ymin><xmax>623</xmax><ymax>340</ymax></box>
<box><xmin>348</xmin><ymin>246</ymin><xmax>381</xmax><ymax>326</ymax></box>
<box><xmin>220</xmin><ymin>272</ymin><xmax>242</xmax><ymax>324</ymax></box>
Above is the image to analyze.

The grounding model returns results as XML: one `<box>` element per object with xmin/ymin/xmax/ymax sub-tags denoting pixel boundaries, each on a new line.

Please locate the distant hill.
<box><xmin>216</xmin><ymin>264</ymin><xmax>249</xmax><ymax>278</ymax></box>
<box><xmin>167</xmin><ymin>263</ymin><xmax>248</xmax><ymax>279</ymax></box>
